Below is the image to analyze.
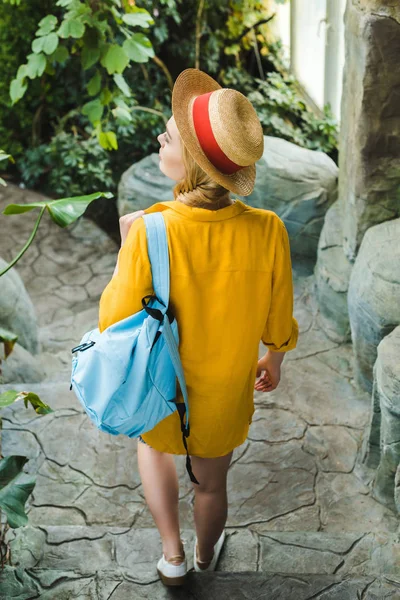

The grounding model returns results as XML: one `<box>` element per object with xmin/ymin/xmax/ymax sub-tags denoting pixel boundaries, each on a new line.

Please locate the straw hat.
<box><xmin>171</xmin><ymin>68</ymin><xmax>264</xmax><ymax>197</ymax></box>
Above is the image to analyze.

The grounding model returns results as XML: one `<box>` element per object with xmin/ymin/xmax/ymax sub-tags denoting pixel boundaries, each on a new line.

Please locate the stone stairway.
<box><xmin>2</xmin><ymin>297</ymin><xmax>400</xmax><ymax>597</ymax></box>
<box><xmin>0</xmin><ymin>186</ymin><xmax>399</xmax><ymax>598</ymax></box>
<box><xmin>2</xmin><ymin>525</ymin><xmax>400</xmax><ymax>597</ymax></box>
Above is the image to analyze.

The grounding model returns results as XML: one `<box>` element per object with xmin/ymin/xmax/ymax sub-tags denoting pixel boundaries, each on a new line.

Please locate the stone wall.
<box><xmin>339</xmin><ymin>0</ymin><xmax>400</xmax><ymax>263</ymax></box>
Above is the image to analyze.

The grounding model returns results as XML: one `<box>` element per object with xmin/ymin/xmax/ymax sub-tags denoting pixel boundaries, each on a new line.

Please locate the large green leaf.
<box><xmin>2</xmin><ymin>191</ymin><xmax>114</xmax><ymax>228</ymax></box>
<box><xmin>100</xmin><ymin>44</ymin><xmax>129</xmax><ymax>74</ymax></box>
<box><xmin>123</xmin><ymin>34</ymin><xmax>154</xmax><ymax>63</ymax></box>
<box><xmin>0</xmin><ymin>456</ymin><xmax>35</xmax><ymax>528</ymax></box>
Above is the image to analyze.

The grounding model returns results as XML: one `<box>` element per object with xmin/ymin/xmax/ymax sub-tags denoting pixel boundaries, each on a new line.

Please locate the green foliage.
<box><xmin>0</xmin><ymin>456</ymin><xmax>35</xmax><ymax>528</ymax></box>
<box><xmin>18</xmin><ymin>130</ymin><xmax>115</xmax><ymax>197</ymax></box>
<box><xmin>221</xmin><ymin>61</ymin><xmax>338</xmax><ymax>160</ymax></box>
<box><xmin>9</xmin><ymin>0</ymin><xmax>156</xmax><ymax>150</ymax></box>
<box><xmin>0</xmin><ymin>0</ymin><xmax>339</xmax><ymax>196</ymax></box>
<box><xmin>0</xmin><ymin>150</ymin><xmax>14</xmax><ymax>186</ymax></box>
<box><xmin>0</xmin><ymin>0</ymin><xmax>54</xmax><ymax>157</ymax></box>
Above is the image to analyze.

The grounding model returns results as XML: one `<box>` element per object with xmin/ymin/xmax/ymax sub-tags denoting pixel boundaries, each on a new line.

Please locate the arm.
<box><xmin>98</xmin><ymin>216</ymin><xmax>153</xmax><ymax>333</ymax></box>
<box><xmin>255</xmin><ymin>220</ymin><xmax>298</xmax><ymax>392</ymax></box>
<box><xmin>261</xmin><ymin>219</ymin><xmax>298</xmax><ymax>354</ymax></box>
<box><xmin>111</xmin><ymin>210</ymin><xmax>146</xmax><ymax>279</ymax></box>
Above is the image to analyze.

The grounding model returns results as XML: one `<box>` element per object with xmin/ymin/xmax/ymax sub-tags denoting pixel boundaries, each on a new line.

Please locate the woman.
<box><xmin>98</xmin><ymin>68</ymin><xmax>299</xmax><ymax>585</ymax></box>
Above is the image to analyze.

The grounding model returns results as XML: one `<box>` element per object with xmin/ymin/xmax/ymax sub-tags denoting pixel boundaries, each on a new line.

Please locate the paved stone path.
<box><xmin>0</xmin><ymin>184</ymin><xmax>399</xmax><ymax>598</ymax></box>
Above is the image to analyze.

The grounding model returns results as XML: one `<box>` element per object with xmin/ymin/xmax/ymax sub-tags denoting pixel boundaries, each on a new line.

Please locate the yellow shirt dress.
<box><xmin>98</xmin><ymin>199</ymin><xmax>299</xmax><ymax>458</ymax></box>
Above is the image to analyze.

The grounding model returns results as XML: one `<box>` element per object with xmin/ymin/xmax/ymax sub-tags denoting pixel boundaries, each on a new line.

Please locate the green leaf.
<box><xmin>112</xmin><ymin>105</ymin><xmax>132</xmax><ymax>124</ymax></box>
<box><xmin>113</xmin><ymin>73</ymin><xmax>131</xmax><ymax>97</ymax></box>
<box><xmin>0</xmin><ymin>389</ymin><xmax>53</xmax><ymax>414</ymax></box>
<box><xmin>0</xmin><ymin>151</ymin><xmax>14</xmax><ymax>164</ymax></box>
<box><xmin>16</xmin><ymin>64</ymin><xmax>28</xmax><ymax>80</ymax></box>
<box><xmin>82</xmin><ymin>98</ymin><xmax>104</xmax><ymax>124</ymax></box>
<box><xmin>26</xmin><ymin>53</ymin><xmax>47</xmax><ymax>78</ymax></box>
<box><xmin>36</xmin><ymin>14</ymin><xmax>58</xmax><ymax>36</ymax></box>
<box><xmin>123</xmin><ymin>34</ymin><xmax>154</xmax><ymax>63</ymax></box>
<box><xmin>113</xmin><ymin>96</ymin><xmax>130</xmax><ymax>110</ymax></box>
<box><xmin>51</xmin><ymin>45</ymin><xmax>69</xmax><ymax>63</ymax></box>
<box><xmin>122</xmin><ymin>8</ymin><xmax>154</xmax><ymax>28</ymax></box>
<box><xmin>0</xmin><ymin>177</ymin><xmax>6</xmax><ymax>186</ymax></box>
<box><xmin>87</xmin><ymin>70</ymin><xmax>101</xmax><ymax>96</ymax></box>
<box><xmin>10</xmin><ymin>78</ymin><xmax>28</xmax><ymax>104</ymax></box>
<box><xmin>56</xmin><ymin>0</ymin><xmax>75</xmax><ymax>6</ymax></box>
<box><xmin>32</xmin><ymin>37</ymin><xmax>43</xmax><ymax>53</ymax></box>
<box><xmin>82</xmin><ymin>46</ymin><xmax>100</xmax><ymax>70</ymax></box>
<box><xmin>100</xmin><ymin>44</ymin><xmax>129</xmax><ymax>74</ymax></box>
<box><xmin>21</xmin><ymin>391</ymin><xmax>54</xmax><ymax>415</ymax></box>
<box><xmin>99</xmin><ymin>88</ymin><xmax>112</xmax><ymax>105</ymax></box>
<box><xmin>0</xmin><ymin>390</ymin><xmax>20</xmax><ymax>408</ymax></box>
<box><xmin>0</xmin><ymin>456</ymin><xmax>36</xmax><ymax>529</ymax></box>
<box><xmin>106</xmin><ymin>131</ymin><xmax>118</xmax><ymax>150</ymax></box>
<box><xmin>2</xmin><ymin>191</ymin><xmax>114</xmax><ymax>227</ymax></box>
<box><xmin>43</xmin><ymin>32</ymin><xmax>59</xmax><ymax>55</ymax></box>
<box><xmin>58</xmin><ymin>19</ymin><xmax>85</xmax><ymax>39</ymax></box>
<box><xmin>45</xmin><ymin>62</ymin><xmax>56</xmax><ymax>76</ymax></box>
<box><xmin>0</xmin><ymin>326</ymin><xmax>18</xmax><ymax>358</ymax></box>
<box><xmin>98</xmin><ymin>130</ymin><xmax>118</xmax><ymax>150</ymax></box>
<box><xmin>33</xmin><ymin>33</ymin><xmax>59</xmax><ymax>55</ymax></box>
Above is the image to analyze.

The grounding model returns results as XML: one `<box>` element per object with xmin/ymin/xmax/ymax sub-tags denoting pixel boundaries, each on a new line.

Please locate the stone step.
<box><xmin>1</xmin><ymin>568</ymin><xmax>399</xmax><ymax>600</ymax></box>
<box><xmin>1</xmin><ymin>526</ymin><xmax>400</xmax><ymax>598</ymax></box>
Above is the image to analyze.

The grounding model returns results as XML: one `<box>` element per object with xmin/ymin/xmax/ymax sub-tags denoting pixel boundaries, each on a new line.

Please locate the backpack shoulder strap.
<box><xmin>142</xmin><ymin>213</ymin><xmax>170</xmax><ymax>311</ymax></box>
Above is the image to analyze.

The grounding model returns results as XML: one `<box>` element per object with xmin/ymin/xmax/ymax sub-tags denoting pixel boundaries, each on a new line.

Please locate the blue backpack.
<box><xmin>69</xmin><ymin>212</ymin><xmax>199</xmax><ymax>485</ymax></box>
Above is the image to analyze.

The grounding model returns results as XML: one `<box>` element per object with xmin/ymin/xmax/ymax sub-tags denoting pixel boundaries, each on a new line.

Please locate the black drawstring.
<box><xmin>174</xmin><ymin>402</ymin><xmax>200</xmax><ymax>485</ymax></box>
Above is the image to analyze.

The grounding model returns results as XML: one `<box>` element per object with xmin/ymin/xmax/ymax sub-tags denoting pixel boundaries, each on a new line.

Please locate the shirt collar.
<box><xmin>143</xmin><ymin>199</ymin><xmax>248</xmax><ymax>221</ymax></box>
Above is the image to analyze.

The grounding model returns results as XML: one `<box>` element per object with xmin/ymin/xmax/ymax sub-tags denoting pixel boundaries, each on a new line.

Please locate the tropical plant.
<box><xmin>9</xmin><ymin>0</ymin><xmax>156</xmax><ymax>151</ymax></box>
<box><xmin>0</xmin><ymin>151</ymin><xmax>113</xmax><ymax>561</ymax></box>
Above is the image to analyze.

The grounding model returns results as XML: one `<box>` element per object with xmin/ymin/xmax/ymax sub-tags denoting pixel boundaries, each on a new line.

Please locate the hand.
<box><xmin>119</xmin><ymin>210</ymin><xmax>145</xmax><ymax>246</ymax></box>
<box><xmin>254</xmin><ymin>355</ymin><xmax>281</xmax><ymax>392</ymax></box>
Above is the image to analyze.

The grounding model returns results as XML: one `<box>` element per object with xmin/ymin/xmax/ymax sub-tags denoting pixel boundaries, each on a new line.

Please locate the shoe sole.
<box><xmin>157</xmin><ymin>567</ymin><xmax>188</xmax><ymax>586</ymax></box>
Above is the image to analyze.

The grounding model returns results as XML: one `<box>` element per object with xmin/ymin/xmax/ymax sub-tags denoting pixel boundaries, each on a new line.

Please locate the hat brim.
<box><xmin>172</xmin><ymin>69</ymin><xmax>256</xmax><ymax>197</ymax></box>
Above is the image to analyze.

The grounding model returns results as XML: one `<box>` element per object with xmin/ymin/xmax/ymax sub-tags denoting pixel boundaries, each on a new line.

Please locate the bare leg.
<box><xmin>137</xmin><ymin>440</ymin><xmax>184</xmax><ymax>564</ymax></box>
<box><xmin>190</xmin><ymin>451</ymin><xmax>233</xmax><ymax>569</ymax></box>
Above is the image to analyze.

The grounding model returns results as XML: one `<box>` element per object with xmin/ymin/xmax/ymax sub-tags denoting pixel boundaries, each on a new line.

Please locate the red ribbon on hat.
<box><xmin>192</xmin><ymin>92</ymin><xmax>243</xmax><ymax>175</ymax></box>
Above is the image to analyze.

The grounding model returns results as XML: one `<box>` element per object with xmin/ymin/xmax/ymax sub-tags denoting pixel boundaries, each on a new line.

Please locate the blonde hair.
<box><xmin>172</xmin><ymin>140</ymin><xmax>232</xmax><ymax>209</ymax></box>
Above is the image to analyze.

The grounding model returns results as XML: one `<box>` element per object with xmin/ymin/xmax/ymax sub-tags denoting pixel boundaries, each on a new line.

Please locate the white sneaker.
<box><xmin>156</xmin><ymin>540</ymin><xmax>188</xmax><ymax>586</ymax></box>
<box><xmin>194</xmin><ymin>529</ymin><xmax>226</xmax><ymax>572</ymax></box>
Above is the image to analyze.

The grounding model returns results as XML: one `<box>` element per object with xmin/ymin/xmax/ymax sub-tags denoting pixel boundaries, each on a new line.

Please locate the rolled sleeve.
<box><xmin>261</xmin><ymin>220</ymin><xmax>299</xmax><ymax>352</ymax></box>
<box><xmin>98</xmin><ymin>217</ymin><xmax>154</xmax><ymax>333</ymax></box>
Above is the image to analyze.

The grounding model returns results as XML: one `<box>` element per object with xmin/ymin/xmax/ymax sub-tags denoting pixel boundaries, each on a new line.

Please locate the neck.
<box><xmin>176</xmin><ymin>192</ymin><xmax>233</xmax><ymax>210</ymax></box>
